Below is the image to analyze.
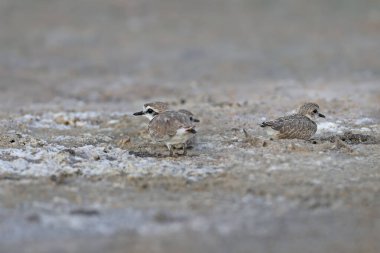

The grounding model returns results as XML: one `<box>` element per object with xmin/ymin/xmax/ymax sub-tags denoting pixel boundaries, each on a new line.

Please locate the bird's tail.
<box><xmin>259</xmin><ymin>121</ymin><xmax>272</xmax><ymax>127</ymax></box>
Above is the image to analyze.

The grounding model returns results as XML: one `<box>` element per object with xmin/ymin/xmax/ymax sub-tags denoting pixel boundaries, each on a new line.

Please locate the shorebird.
<box><xmin>133</xmin><ymin>103</ymin><xmax>197</xmax><ymax>156</ymax></box>
<box><xmin>260</xmin><ymin>102</ymin><xmax>325</xmax><ymax>140</ymax></box>
<box><xmin>178</xmin><ymin>109</ymin><xmax>200</xmax><ymax>123</ymax></box>
<box><xmin>177</xmin><ymin>109</ymin><xmax>200</xmax><ymax>148</ymax></box>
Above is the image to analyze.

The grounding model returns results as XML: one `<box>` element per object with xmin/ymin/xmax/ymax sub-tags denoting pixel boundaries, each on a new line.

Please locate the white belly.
<box><xmin>265</xmin><ymin>127</ymin><xmax>278</xmax><ymax>137</ymax></box>
<box><xmin>165</xmin><ymin>129</ymin><xmax>194</xmax><ymax>146</ymax></box>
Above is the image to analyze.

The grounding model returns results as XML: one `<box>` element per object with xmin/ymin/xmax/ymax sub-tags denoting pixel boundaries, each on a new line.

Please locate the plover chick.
<box><xmin>133</xmin><ymin>102</ymin><xmax>169</xmax><ymax>120</ymax></box>
<box><xmin>260</xmin><ymin>102</ymin><xmax>326</xmax><ymax>140</ymax></box>
<box><xmin>178</xmin><ymin>109</ymin><xmax>200</xmax><ymax>123</ymax></box>
<box><xmin>134</xmin><ymin>107</ymin><xmax>197</xmax><ymax>156</ymax></box>
<box><xmin>177</xmin><ymin>109</ymin><xmax>200</xmax><ymax>148</ymax></box>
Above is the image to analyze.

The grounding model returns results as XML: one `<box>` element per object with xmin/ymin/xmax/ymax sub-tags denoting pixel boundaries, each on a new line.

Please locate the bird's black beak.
<box><xmin>193</xmin><ymin>118</ymin><xmax>200</xmax><ymax>123</ymax></box>
<box><xmin>133</xmin><ymin>111</ymin><xmax>144</xmax><ymax>116</ymax></box>
<box><xmin>318</xmin><ymin>113</ymin><xmax>326</xmax><ymax>118</ymax></box>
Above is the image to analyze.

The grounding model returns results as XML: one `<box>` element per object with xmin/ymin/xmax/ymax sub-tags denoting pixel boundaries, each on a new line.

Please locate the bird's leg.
<box><xmin>168</xmin><ymin>144</ymin><xmax>174</xmax><ymax>156</ymax></box>
<box><xmin>182</xmin><ymin>143</ymin><xmax>187</xmax><ymax>155</ymax></box>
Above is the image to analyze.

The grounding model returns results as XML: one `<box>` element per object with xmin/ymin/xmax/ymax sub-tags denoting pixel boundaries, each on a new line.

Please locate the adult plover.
<box><xmin>260</xmin><ymin>102</ymin><xmax>325</xmax><ymax>140</ymax></box>
<box><xmin>134</xmin><ymin>103</ymin><xmax>197</xmax><ymax>156</ymax></box>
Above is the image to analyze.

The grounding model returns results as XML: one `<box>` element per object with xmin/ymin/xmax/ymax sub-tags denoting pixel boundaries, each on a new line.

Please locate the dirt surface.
<box><xmin>1</xmin><ymin>0</ymin><xmax>380</xmax><ymax>252</ymax></box>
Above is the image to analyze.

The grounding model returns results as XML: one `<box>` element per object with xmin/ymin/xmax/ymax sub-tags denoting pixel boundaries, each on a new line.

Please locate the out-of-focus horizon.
<box><xmin>0</xmin><ymin>0</ymin><xmax>379</xmax><ymax>109</ymax></box>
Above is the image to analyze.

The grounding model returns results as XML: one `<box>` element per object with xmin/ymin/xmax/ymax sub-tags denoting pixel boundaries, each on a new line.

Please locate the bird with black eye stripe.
<box><xmin>133</xmin><ymin>102</ymin><xmax>198</xmax><ymax>156</ymax></box>
<box><xmin>260</xmin><ymin>102</ymin><xmax>326</xmax><ymax>140</ymax></box>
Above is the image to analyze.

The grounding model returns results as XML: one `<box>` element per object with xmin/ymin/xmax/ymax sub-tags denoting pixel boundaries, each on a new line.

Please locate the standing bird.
<box><xmin>133</xmin><ymin>102</ymin><xmax>197</xmax><ymax>156</ymax></box>
<box><xmin>260</xmin><ymin>103</ymin><xmax>325</xmax><ymax>140</ymax></box>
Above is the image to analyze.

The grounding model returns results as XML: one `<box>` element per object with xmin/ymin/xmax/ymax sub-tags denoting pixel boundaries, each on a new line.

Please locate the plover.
<box><xmin>177</xmin><ymin>109</ymin><xmax>200</xmax><ymax>148</ymax></box>
<box><xmin>133</xmin><ymin>103</ymin><xmax>197</xmax><ymax>156</ymax></box>
<box><xmin>178</xmin><ymin>109</ymin><xmax>200</xmax><ymax>123</ymax></box>
<box><xmin>260</xmin><ymin>102</ymin><xmax>325</xmax><ymax>140</ymax></box>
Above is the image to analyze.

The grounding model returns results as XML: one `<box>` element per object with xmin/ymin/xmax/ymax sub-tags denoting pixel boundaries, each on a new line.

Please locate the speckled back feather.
<box><xmin>262</xmin><ymin>114</ymin><xmax>317</xmax><ymax>140</ymax></box>
<box><xmin>148</xmin><ymin>111</ymin><xmax>195</xmax><ymax>142</ymax></box>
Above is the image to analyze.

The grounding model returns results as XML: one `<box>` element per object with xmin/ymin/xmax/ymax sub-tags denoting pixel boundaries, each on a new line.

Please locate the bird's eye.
<box><xmin>147</xmin><ymin>109</ymin><xmax>154</xmax><ymax>113</ymax></box>
<box><xmin>313</xmin><ymin>109</ymin><xmax>318</xmax><ymax>113</ymax></box>
<box><xmin>190</xmin><ymin>117</ymin><xmax>193</xmax><ymax>121</ymax></box>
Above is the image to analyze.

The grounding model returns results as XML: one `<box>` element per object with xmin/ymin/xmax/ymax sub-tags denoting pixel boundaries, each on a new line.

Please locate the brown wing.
<box><xmin>148</xmin><ymin>111</ymin><xmax>194</xmax><ymax>142</ymax></box>
<box><xmin>275</xmin><ymin>115</ymin><xmax>317</xmax><ymax>139</ymax></box>
<box><xmin>263</xmin><ymin>115</ymin><xmax>298</xmax><ymax>131</ymax></box>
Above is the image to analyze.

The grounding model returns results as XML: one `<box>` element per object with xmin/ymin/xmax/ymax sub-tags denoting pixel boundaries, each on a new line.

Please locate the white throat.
<box><xmin>305</xmin><ymin>114</ymin><xmax>315</xmax><ymax>121</ymax></box>
<box><xmin>145</xmin><ymin>114</ymin><xmax>156</xmax><ymax>121</ymax></box>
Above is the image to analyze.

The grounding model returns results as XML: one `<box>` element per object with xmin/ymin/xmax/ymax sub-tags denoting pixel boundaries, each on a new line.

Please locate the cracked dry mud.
<box><xmin>1</xmin><ymin>0</ymin><xmax>380</xmax><ymax>253</ymax></box>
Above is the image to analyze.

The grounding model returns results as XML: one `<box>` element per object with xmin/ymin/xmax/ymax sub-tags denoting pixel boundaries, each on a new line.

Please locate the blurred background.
<box><xmin>0</xmin><ymin>0</ymin><xmax>379</xmax><ymax>110</ymax></box>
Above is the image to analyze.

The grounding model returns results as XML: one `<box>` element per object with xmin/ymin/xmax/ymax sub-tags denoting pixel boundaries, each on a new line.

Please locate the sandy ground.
<box><xmin>1</xmin><ymin>0</ymin><xmax>380</xmax><ymax>252</ymax></box>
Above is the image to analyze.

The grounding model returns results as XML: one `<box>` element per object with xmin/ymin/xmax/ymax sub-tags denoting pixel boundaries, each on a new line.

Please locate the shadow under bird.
<box><xmin>133</xmin><ymin>102</ymin><xmax>197</xmax><ymax>156</ymax></box>
<box><xmin>260</xmin><ymin>102</ymin><xmax>326</xmax><ymax>140</ymax></box>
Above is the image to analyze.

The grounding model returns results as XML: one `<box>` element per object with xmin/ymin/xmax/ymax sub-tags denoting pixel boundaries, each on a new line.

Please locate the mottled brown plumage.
<box><xmin>133</xmin><ymin>102</ymin><xmax>199</xmax><ymax>155</ymax></box>
<box><xmin>149</xmin><ymin>111</ymin><xmax>196</xmax><ymax>155</ymax></box>
<box><xmin>177</xmin><ymin>109</ymin><xmax>200</xmax><ymax>147</ymax></box>
<box><xmin>149</xmin><ymin>111</ymin><xmax>195</xmax><ymax>140</ymax></box>
<box><xmin>260</xmin><ymin>103</ymin><xmax>325</xmax><ymax>140</ymax></box>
